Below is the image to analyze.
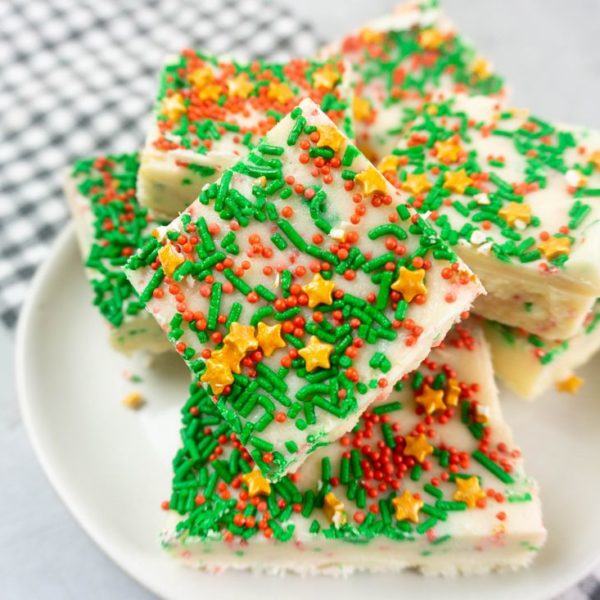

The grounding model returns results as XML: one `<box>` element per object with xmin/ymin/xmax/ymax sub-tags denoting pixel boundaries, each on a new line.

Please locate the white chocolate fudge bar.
<box><xmin>66</xmin><ymin>153</ymin><xmax>171</xmax><ymax>355</ymax></box>
<box><xmin>378</xmin><ymin>94</ymin><xmax>600</xmax><ymax>339</ymax></box>
<box><xmin>126</xmin><ymin>98</ymin><xmax>483</xmax><ymax>480</ymax></box>
<box><xmin>139</xmin><ymin>52</ymin><xmax>352</xmax><ymax>217</ymax></box>
<box><xmin>319</xmin><ymin>1</ymin><xmax>506</xmax><ymax>162</ymax></box>
<box><xmin>485</xmin><ymin>302</ymin><xmax>600</xmax><ymax>399</ymax></box>
<box><xmin>162</xmin><ymin>322</ymin><xmax>545</xmax><ymax>575</ymax></box>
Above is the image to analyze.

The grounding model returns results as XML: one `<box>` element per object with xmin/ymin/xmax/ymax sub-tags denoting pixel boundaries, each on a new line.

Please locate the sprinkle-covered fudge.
<box><xmin>378</xmin><ymin>94</ymin><xmax>600</xmax><ymax>340</ymax></box>
<box><xmin>65</xmin><ymin>153</ymin><xmax>171</xmax><ymax>355</ymax></box>
<box><xmin>319</xmin><ymin>0</ymin><xmax>505</xmax><ymax>162</ymax></box>
<box><xmin>139</xmin><ymin>52</ymin><xmax>352</xmax><ymax>217</ymax></box>
<box><xmin>485</xmin><ymin>301</ymin><xmax>600</xmax><ymax>399</ymax></box>
<box><xmin>162</xmin><ymin>322</ymin><xmax>545</xmax><ymax>575</ymax></box>
<box><xmin>126</xmin><ymin>98</ymin><xmax>483</xmax><ymax>480</ymax></box>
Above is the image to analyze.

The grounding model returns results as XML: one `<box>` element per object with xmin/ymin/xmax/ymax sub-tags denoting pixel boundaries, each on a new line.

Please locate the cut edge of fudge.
<box><xmin>65</xmin><ymin>153</ymin><xmax>171</xmax><ymax>356</ymax></box>
<box><xmin>160</xmin><ymin>321</ymin><xmax>546</xmax><ymax>576</ymax></box>
<box><xmin>126</xmin><ymin>97</ymin><xmax>484</xmax><ymax>481</ymax></box>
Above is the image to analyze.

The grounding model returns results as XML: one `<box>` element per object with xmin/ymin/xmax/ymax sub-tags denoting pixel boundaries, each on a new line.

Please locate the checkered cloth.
<box><xmin>0</xmin><ymin>1</ymin><xmax>598</xmax><ymax>597</ymax></box>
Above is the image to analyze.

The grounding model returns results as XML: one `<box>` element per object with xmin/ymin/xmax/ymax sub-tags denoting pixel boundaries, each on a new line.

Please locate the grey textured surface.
<box><xmin>3</xmin><ymin>1</ymin><xmax>600</xmax><ymax>599</ymax></box>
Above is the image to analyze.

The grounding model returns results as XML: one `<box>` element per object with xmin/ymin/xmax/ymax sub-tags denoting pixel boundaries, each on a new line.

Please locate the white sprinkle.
<box><xmin>474</xmin><ymin>193</ymin><xmax>490</xmax><ymax>205</ymax></box>
<box><xmin>470</xmin><ymin>230</ymin><xmax>487</xmax><ymax>245</ymax></box>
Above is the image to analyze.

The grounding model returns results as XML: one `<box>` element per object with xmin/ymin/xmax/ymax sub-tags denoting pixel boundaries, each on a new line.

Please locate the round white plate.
<box><xmin>17</xmin><ymin>225</ymin><xmax>600</xmax><ymax>600</ymax></box>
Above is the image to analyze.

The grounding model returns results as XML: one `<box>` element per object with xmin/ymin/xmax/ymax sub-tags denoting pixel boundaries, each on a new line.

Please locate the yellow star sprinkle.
<box><xmin>472</xmin><ymin>57</ymin><xmax>492</xmax><ymax>80</ymax></box>
<box><xmin>302</xmin><ymin>273</ymin><xmax>335</xmax><ymax>308</ymax></box>
<box><xmin>298</xmin><ymin>336</ymin><xmax>333</xmax><ymax>372</ymax></box>
<box><xmin>391</xmin><ymin>267</ymin><xmax>427</xmax><ymax>302</ymax></box>
<box><xmin>377</xmin><ymin>155</ymin><xmax>400</xmax><ymax>173</ymax></box>
<box><xmin>223</xmin><ymin>322</ymin><xmax>258</xmax><ymax>355</ymax></box>
<box><xmin>391</xmin><ymin>490</ymin><xmax>424</xmax><ymax>523</ymax></box>
<box><xmin>210</xmin><ymin>343</ymin><xmax>245</xmax><ymax>374</ymax></box>
<box><xmin>200</xmin><ymin>359</ymin><xmax>233</xmax><ymax>395</ymax></box>
<box><xmin>415</xmin><ymin>384</ymin><xmax>446</xmax><ymax>416</ymax></box>
<box><xmin>538</xmin><ymin>236</ymin><xmax>571</xmax><ymax>260</ymax></box>
<box><xmin>256</xmin><ymin>322</ymin><xmax>286</xmax><ymax>357</ymax></box>
<box><xmin>453</xmin><ymin>476</ymin><xmax>486</xmax><ymax>509</ymax></box>
<box><xmin>355</xmin><ymin>167</ymin><xmax>388</xmax><ymax>196</ymax></box>
<box><xmin>316</xmin><ymin>124</ymin><xmax>345</xmax><ymax>153</ymax></box>
<box><xmin>444</xmin><ymin>377</ymin><xmax>461</xmax><ymax>407</ymax></box>
<box><xmin>312</xmin><ymin>66</ymin><xmax>340</xmax><ymax>90</ymax></box>
<box><xmin>161</xmin><ymin>93</ymin><xmax>186</xmax><ymax>122</ymax></box>
<box><xmin>187</xmin><ymin>67</ymin><xmax>213</xmax><ymax>89</ymax></box>
<box><xmin>556</xmin><ymin>375</ymin><xmax>584</xmax><ymax>394</ymax></box>
<box><xmin>404</xmin><ymin>433</ymin><xmax>434</xmax><ymax>463</ymax></box>
<box><xmin>418</xmin><ymin>29</ymin><xmax>444</xmax><ymax>50</ymax></box>
<box><xmin>435</xmin><ymin>140</ymin><xmax>463</xmax><ymax>163</ymax></box>
<box><xmin>359</xmin><ymin>28</ymin><xmax>385</xmax><ymax>44</ymax></box>
<box><xmin>267</xmin><ymin>82</ymin><xmax>294</xmax><ymax>104</ymax></box>
<box><xmin>352</xmin><ymin>96</ymin><xmax>374</xmax><ymax>122</ymax></box>
<box><xmin>158</xmin><ymin>244</ymin><xmax>184</xmax><ymax>277</ymax></box>
<box><xmin>323</xmin><ymin>492</ymin><xmax>347</xmax><ymax>527</ymax></box>
<box><xmin>498</xmin><ymin>202</ymin><xmax>532</xmax><ymax>227</ymax></box>
<box><xmin>121</xmin><ymin>392</ymin><xmax>144</xmax><ymax>410</ymax></box>
<box><xmin>588</xmin><ymin>150</ymin><xmax>600</xmax><ymax>171</ymax></box>
<box><xmin>241</xmin><ymin>468</ymin><xmax>271</xmax><ymax>497</ymax></box>
<box><xmin>197</xmin><ymin>83</ymin><xmax>222</xmax><ymax>102</ymax></box>
<box><xmin>228</xmin><ymin>73</ymin><xmax>254</xmax><ymax>99</ymax></box>
<box><xmin>401</xmin><ymin>173</ymin><xmax>432</xmax><ymax>196</ymax></box>
<box><xmin>443</xmin><ymin>169</ymin><xmax>473</xmax><ymax>194</ymax></box>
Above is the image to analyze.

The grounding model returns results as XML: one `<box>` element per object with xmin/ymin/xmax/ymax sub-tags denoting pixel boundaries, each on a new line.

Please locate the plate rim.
<box><xmin>14</xmin><ymin>223</ymin><xmax>600</xmax><ymax>600</ymax></box>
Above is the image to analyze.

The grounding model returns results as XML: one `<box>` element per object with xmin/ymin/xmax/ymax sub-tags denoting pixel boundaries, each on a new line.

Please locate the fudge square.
<box><xmin>65</xmin><ymin>153</ymin><xmax>171</xmax><ymax>355</ymax></box>
<box><xmin>162</xmin><ymin>322</ymin><xmax>545</xmax><ymax>575</ymax></box>
<box><xmin>139</xmin><ymin>52</ymin><xmax>352</xmax><ymax>217</ymax></box>
<box><xmin>485</xmin><ymin>301</ymin><xmax>600</xmax><ymax>400</ymax></box>
<box><xmin>126</xmin><ymin>98</ymin><xmax>483</xmax><ymax>481</ymax></box>
<box><xmin>378</xmin><ymin>94</ymin><xmax>600</xmax><ymax>340</ymax></box>
<box><xmin>319</xmin><ymin>0</ymin><xmax>505</xmax><ymax>162</ymax></box>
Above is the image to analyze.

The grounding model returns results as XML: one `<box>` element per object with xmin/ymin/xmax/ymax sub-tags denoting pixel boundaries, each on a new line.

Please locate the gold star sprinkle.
<box><xmin>498</xmin><ymin>202</ymin><xmax>532</xmax><ymax>227</ymax></box>
<box><xmin>352</xmin><ymin>96</ymin><xmax>374</xmax><ymax>122</ymax></box>
<box><xmin>355</xmin><ymin>167</ymin><xmax>388</xmax><ymax>196</ymax></box>
<box><xmin>538</xmin><ymin>236</ymin><xmax>571</xmax><ymax>260</ymax></box>
<box><xmin>472</xmin><ymin>57</ymin><xmax>492</xmax><ymax>80</ymax></box>
<box><xmin>200</xmin><ymin>359</ymin><xmax>233</xmax><ymax>395</ymax></box>
<box><xmin>435</xmin><ymin>140</ymin><xmax>463</xmax><ymax>163</ymax></box>
<box><xmin>323</xmin><ymin>492</ymin><xmax>347</xmax><ymax>527</ymax></box>
<box><xmin>377</xmin><ymin>155</ymin><xmax>400</xmax><ymax>173</ymax></box>
<box><xmin>121</xmin><ymin>392</ymin><xmax>144</xmax><ymax>410</ymax></box>
<box><xmin>359</xmin><ymin>28</ymin><xmax>384</xmax><ymax>44</ymax></box>
<box><xmin>228</xmin><ymin>73</ymin><xmax>254</xmax><ymax>99</ymax></box>
<box><xmin>391</xmin><ymin>267</ymin><xmax>427</xmax><ymax>302</ymax></box>
<box><xmin>161</xmin><ymin>93</ymin><xmax>186</xmax><ymax>122</ymax></box>
<box><xmin>197</xmin><ymin>83</ymin><xmax>222</xmax><ymax>102</ymax></box>
<box><xmin>401</xmin><ymin>173</ymin><xmax>431</xmax><ymax>196</ymax></box>
<box><xmin>187</xmin><ymin>67</ymin><xmax>213</xmax><ymax>89</ymax></box>
<box><xmin>241</xmin><ymin>468</ymin><xmax>271</xmax><ymax>497</ymax></box>
<box><xmin>391</xmin><ymin>490</ymin><xmax>423</xmax><ymax>523</ymax></box>
<box><xmin>256</xmin><ymin>322</ymin><xmax>286</xmax><ymax>357</ymax></box>
<box><xmin>210</xmin><ymin>343</ymin><xmax>244</xmax><ymax>374</ymax></box>
<box><xmin>158</xmin><ymin>244</ymin><xmax>184</xmax><ymax>277</ymax></box>
<box><xmin>404</xmin><ymin>433</ymin><xmax>434</xmax><ymax>463</ymax></box>
<box><xmin>298</xmin><ymin>336</ymin><xmax>334</xmax><ymax>372</ymax></box>
<box><xmin>588</xmin><ymin>150</ymin><xmax>600</xmax><ymax>171</ymax></box>
<box><xmin>302</xmin><ymin>273</ymin><xmax>335</xmax><ymax>308</ymax></box>
<box><xmin>453</xmin><ymin>476</ymin><xmax>486</xmax><ymax>509</ymax></box>
<box><xmin>316</xmin><ymin>124</ymin><xmax>345</xmax><ymax>153</ymax></box>
<box><xmin>556</xmin><ymin>375</ymin><xmax>584</xmax><ymax>394</ymax></box>
<box><xmin>415</xmin><ymin>384</ymin><xmax>446</xmax><ymax>415</ymax></box>
<box><xmin>443</xmin><ymin>169</ymin><xmax>473</xmax><ymax>194</ymax></box>
<box><xmin>313</xmin><ymin>66</ymin><xmax>340</xmax><ymax>90</ymax></box>
<box><xmin>418</xmin><ymin>29</ymin><xmax>444</xmax><ymax>50</ymax></box>
<box><xmin>223</xmin><ymin>322</ymin><xmax>258</xmax><ymax>355</ymax></box>
<box><xmin>267</xmin><ymin>82</ymin><xmax>294</xmax><ymax>104</ymax></box>
<box><xmin>444</xmin><ymin>377</ymin><xmax>461</xmax><ymax>407</ymax></box>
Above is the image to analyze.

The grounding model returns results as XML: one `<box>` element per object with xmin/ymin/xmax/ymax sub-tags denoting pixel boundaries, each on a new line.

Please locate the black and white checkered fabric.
<box><xmin>0</xmin><ymin>0</ymin><xmax>321</xmax><ymax>328</ymax></box>
<box><xmin>0</xmin><ymin>1</ymin><xmax>598</xmax><ymax>597</ymax></box>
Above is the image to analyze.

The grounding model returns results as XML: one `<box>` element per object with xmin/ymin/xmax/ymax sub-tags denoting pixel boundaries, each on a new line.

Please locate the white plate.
<box><xmin>16</xmin><ymin>225</ymin><xmax>600</xmax><ymax>600</ymax></box>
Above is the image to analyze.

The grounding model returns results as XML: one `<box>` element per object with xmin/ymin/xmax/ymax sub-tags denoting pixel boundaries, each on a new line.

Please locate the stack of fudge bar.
<box><xmin>64</xmin><ymin>0</ymin><xmax>600</xmax><ymax>575</ymax></box>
